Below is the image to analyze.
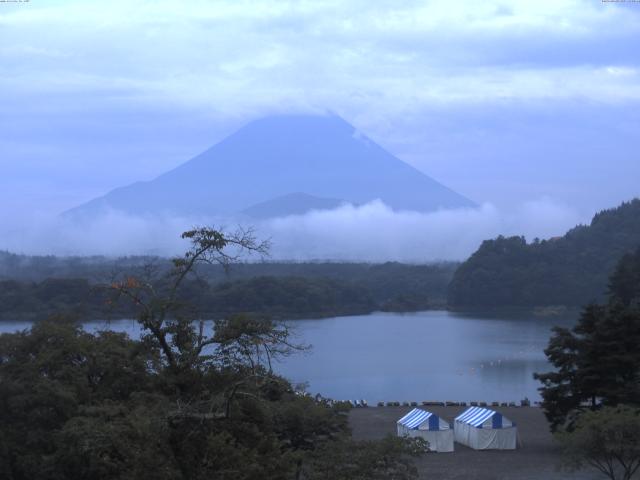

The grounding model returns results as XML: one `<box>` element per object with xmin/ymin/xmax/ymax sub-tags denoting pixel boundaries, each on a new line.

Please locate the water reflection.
<box><xmin>0</xmin><ymin>310</ymin><xmax>575</xmax><ymax>403</ymax></box>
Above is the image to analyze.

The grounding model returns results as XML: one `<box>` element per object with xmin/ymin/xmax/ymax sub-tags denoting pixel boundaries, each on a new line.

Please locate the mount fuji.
<box><xmin>65</xmin><ymin>114</ymin><xmax>475</xmax><ymax>219</ymax></box>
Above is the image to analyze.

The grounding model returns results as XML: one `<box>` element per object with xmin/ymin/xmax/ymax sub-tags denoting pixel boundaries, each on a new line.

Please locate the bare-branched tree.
<box><xmin>109</xmin><ymin>226</ymin><xmax>270</xmax><ymax>373</ymax></box>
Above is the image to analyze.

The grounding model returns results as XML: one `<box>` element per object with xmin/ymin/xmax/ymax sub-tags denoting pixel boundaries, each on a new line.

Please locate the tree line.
<box><xmin>0</xmin><ymin>276</ymin><xmax>375</xmax><ymax>321</ymax></box>
<box><xmin>0</xmin><ymin>260</ymin><xmax>455</xmax><ymax>321</ymax></box>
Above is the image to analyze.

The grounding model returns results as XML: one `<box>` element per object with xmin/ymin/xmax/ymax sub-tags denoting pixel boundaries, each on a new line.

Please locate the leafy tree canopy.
<box><xmin>557</xmin><ymin>405</ymin><xmax>640</xmax><ymax>480</ymax></box>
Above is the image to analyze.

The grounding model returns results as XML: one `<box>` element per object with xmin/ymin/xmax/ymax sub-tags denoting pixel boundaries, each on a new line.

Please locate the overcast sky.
<box><xmin>1</xmin><ymin>0</ymin><xmax>639</xmax><ymax>243</ymax></box>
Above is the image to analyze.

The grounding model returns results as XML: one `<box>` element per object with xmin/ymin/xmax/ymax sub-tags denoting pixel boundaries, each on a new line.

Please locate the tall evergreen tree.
<box><xmin>535</xmin><ymin>246</ymin><xmax>640</xmax><ymax>430</ymax></box>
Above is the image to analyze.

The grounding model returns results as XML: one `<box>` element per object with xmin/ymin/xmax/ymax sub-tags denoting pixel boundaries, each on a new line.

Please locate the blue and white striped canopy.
<box><xmin>397</xmin><ymin>408</ymin><xmax>435</xmax><ymax>429</ymax></box>
<box><xmin>455</xmin><ymin>407</ymin><xmax>501</xmax><ymax>428</ymax></box>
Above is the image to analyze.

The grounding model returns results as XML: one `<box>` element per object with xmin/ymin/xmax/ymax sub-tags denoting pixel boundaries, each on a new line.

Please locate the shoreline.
<box><xmin>0</xmin><ymin>304</ymin><xmax>583</xmax><ymax>324</ymax></box>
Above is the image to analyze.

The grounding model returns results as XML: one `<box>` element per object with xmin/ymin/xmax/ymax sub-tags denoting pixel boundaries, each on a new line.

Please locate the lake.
<box><xmin>0</xmin><ymin>310</ymin><xmax>575</xmax><ymax>403</ymax></box>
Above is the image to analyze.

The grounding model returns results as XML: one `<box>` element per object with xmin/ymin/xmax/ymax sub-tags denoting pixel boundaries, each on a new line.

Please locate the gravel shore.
<box><xmin>349</xmin><ymin>406</ymin><xmax>600</xmax><ymax>480</ymax></box>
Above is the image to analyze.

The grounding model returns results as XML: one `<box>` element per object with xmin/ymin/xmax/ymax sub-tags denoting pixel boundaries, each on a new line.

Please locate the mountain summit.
<box><xmin>65</xmin><ymin>114</ymin><xmax>475</xmax><ymax>219</ymax></box>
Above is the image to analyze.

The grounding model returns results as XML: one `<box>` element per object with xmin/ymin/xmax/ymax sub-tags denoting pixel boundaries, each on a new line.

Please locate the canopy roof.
<box><xmin>455</xmin><ymin>407</ymin><xmax>511</xmax><ymax>428</ymax></box>
<box><xmin>397</xmin><ymin>408</ymin><xmax>437</xmax><ymax>429</ymax></box>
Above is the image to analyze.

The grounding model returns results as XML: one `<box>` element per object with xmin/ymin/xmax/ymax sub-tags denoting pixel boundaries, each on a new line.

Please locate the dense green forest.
<box><xmin>448</xmin><ymin>199</ymin><xmax>640</xmax><ymax>308</ymax></box>
<box><xmin>0</xmin><ymin>257</ymin><xmax>456</xmax><ymax>321</ymax></box>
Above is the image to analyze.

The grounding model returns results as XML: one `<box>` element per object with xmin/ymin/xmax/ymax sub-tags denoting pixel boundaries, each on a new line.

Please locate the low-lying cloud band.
<box><xmin>0</xmin><ymin>199</ymin><xmax>584</xmax><ymax>262</ymax></box>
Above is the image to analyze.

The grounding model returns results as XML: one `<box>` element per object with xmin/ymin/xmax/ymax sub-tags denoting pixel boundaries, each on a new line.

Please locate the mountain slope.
<box><xmin>448</xmin><ymin>199</ymin><xmax>640</xmax><ymax>307</ymax></box>
<box><xmin>65</xmin><ymin>114</ymin><xmax>474</xmax><ymax>219</ymax></box>
<box><xmin>242</xmin><ymin>192</ymin><xmax>347</xmax><ymax>219</ymax></box>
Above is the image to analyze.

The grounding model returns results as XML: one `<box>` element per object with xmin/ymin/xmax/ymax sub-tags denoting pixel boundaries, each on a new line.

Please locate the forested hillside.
<box><xmin>448</xmin><ymin>199</ymin><xmax>640</xmax><ymax>307</ymax></box>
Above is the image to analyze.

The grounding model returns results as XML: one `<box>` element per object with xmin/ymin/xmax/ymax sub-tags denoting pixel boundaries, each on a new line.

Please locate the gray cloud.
<box><xmin>1</xmin><ymin>0</ymin><xmax>639</xmax><ymax>228</ymax></box>
<box><xmin>261</xmin><ymin>199</ymin><xmax>584</xmax><ymax>261</ymax></box>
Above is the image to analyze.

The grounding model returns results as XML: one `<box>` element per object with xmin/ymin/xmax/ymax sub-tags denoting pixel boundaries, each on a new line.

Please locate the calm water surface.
<box><xmin>0</xmin><ymin>310</ymin><xmax>575</xmax><ymax>403</ymax></box>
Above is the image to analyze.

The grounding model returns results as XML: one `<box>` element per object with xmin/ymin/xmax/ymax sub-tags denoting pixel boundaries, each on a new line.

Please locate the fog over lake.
<box><xmin>1</xmin><ymin>310</ymin><xmax>575</xmax><ymax>403</ymax></box>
